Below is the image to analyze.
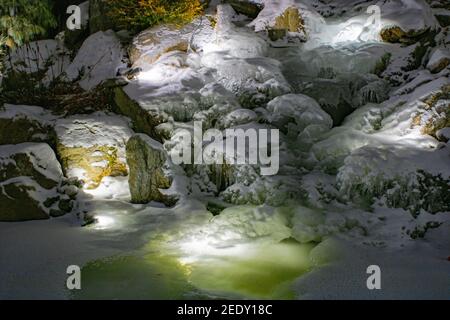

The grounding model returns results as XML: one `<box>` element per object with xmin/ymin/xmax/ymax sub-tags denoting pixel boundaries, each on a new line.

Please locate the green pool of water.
<box><xmin>71</xmin><ymin>241</ymin><xmax>314</xmax><ymax>300</ymax></box>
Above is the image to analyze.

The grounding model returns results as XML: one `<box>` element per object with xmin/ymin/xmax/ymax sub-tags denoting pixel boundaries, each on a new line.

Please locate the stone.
<box><xmin>126</xmin><ymin>134</ymin><xmax>177</xmax><ymax>206</ymax></box>
<box><xmin>0</xmin><ymin>105</ymin><xmax>56</xmax><ymax>146</ymax></box>
<box><xmin>0</xmin><ymin>143</ymin><xmax>70</xmax><ymax>221</ymax></box>
<box><xmin>224</xmin><ymin>0</ymin><xmax>263</xmax><ymax>19</ymax></box>
<box><xmin>55</xmin><ymin>112</ymin><xmax>133</xmax><ymax>189</ymax></box>
<box><xmin>426</xmin><ymin>48</ymin><xmax>450</xmax><ymax>74</ymax></box>
<box><xmin>128</xmin><ymin>18</ymin><xmax>213</xmax><ymax>69</ymax></box>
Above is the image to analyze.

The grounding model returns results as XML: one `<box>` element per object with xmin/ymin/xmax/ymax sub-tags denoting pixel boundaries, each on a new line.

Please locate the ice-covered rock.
<box><xmin>291</xmin><ymin>206</ymin><xmax>351</xmax><ymax>243</ymax></box>
<box><xmin>426</xmin><ymin>47</ymin><xmax>450</xmax><ymax>73</ymax></box>
<box><xmin>55</xmin><ymin>112</ymin><xmax>133</xmax><ymax>189</ymax></box>
<box><xmin>126</xmin><ymin>134</ymin><xmax>178</xmax><ymax>206</ymax></box>
<box><xmin>64</xmin><ymin>30</ymin><xmax>126</xmax><ymax>90</ymax></box>
<box><xmin>0</xmin><ymin>143</ymin><xmax>75</xmax><ymax>221</ymax></box>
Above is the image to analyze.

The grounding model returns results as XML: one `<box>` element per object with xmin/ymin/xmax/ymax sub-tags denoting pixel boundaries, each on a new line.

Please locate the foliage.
<box><xmin>0</xmin><ymin>0</ymin><xmax>56</xmax><ymax>48</ymax></box>
<box><xmin>107</xmin><ymin>0</ymin><xmax>204</xmax><ymax>32</ymax></box>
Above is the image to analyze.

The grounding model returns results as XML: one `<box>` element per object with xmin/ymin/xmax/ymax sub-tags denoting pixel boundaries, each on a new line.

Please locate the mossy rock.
<box><xmin>224</xmin><ymin>0</ymin><xmax>263</xmax><ymax>19</ymax></box>
<box><xmin>0</xmin><ymin>117</ymin><xmax>56</xmax><ymax>146</ymax></box>
<box><xmin>0</xmin><ymin>153</ymin><xmax>58</xmax><ymax>189</ymax></box>
<box><xmin>274</xmin><ymin>7</ymin><xmax>305</xmax><ymax>33</ymax></box>
<box><xmin>380</xmin><ymin>26</ymin><xmax>430</xmax><ymax>44</ymax></box>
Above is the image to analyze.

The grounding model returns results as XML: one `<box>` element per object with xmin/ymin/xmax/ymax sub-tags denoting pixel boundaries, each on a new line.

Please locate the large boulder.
<box><xmin>55</xmin><ymin>112</ymin><xmax>133</xmax><ymax>189</ymax></box>
<box><xmin>126</xmin><ymin>134</ymin><xmax>178</xmax><ymax>206</ymax></box>
<box><xmin>0</xmin><ymin>143</ymin><xmax>76</xmax><ymax>221</ymax></box>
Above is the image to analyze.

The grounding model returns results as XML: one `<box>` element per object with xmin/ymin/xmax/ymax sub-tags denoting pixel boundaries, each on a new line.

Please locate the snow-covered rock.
<box><xmin>249</xmin><ymin>0</ymin><xmax>326</xmax><ymax>43</ymax></box>
<box><xmin>379</xmin><ymin>0</ymin><xmax>439</xmax><ymax>43</ymax></box>
<box><xmin>265</xmin><ymin>94</ymin><xmax>332</xmax><ymax>147</ymax></box>
<box><xmin>129</xmin><ymin>17</ymin><xmax>214</xmax><ymax>69</ymax></box>
<box><xmin>0</xmin><ymin>143</ymin><xmax>75</xmax><ymax>221</ymax></box>
<box><xmin>426</xmin><ymin>47</ymin><xmax>450</xmax><ymax>73</ymax></box>
<box><xmin>201</xmin><ymin>52</ymin><xmax>291</xmax><ymax>107</ymax></box>
<box><xmin>436</xmin><ymin>127</ymin><xmax>450</xmax><ymax>142</ymax></box>
<box><xmin>64</xmin><ymin>30</ymin><xmax>126</xmax><ymax>90</ymax></box>
<box><xmin>0</xmin><ymin>105</ymin><xmax>57</xmax><ymax>145</ymax></box>
<box><xmin>218</xmin><ymin>109</ymin><xmax>258</xmax><ymax>129</ymax></box>
<box><xmin>337</xmin><ymin>144</ymin><xmax>450</xmax><ymax>215</ymax></box>
<box><xmin>55</xmin><ymin>112</ymin><xmax>133</xmax><ymax>189</ymax></box>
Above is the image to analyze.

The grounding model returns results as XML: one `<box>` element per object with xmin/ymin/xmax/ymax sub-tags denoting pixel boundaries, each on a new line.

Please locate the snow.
<box><xmin>0</xmin><ymin>104</ymin><xmax>57</xmax><ymax>123</ymax></box>
<box><xmin>265</xmin><ymin>94</ymin><xmax>332</xmax><ymax>146</ymax></box>
<box><xmin>426</xmin><ymin>47</ymin><xmax>450</xmax><ymax>72</ymax></box>
<box><xmin>64</xmin><ymin>30</ymin><xmax>126</xmax><ymax>90</ymax></box>
<box><xmin>0</xmin><ymin>143</ymin><xmax>63</xmax><ymax>183</ymax></box>
<box><xmin>378</xmin><ymin>0</ymin><xmax>439</xmax><ymax>34</ymax></box>
<box><xmin>249</xmin><ymin>0</ymin><xmax>326</xmax><ymax>38</ymax></box>
<box><xmin>337</xmin><ymin>143</ymin><xmax>450</xmax><ymax>195</ymax></box>
<box><xmin>55</xmin><ymin>112</ymin><xmax>133</xmax><ymax>150</ymax></box>
<box><xmin>0</xmin><ymin>143</ymin><xmax>64</xmax><ymax>215</ymax></box>
<box><xmin>5</xmin><ymin>39</ymin><xmax>71</xmax><ymax>86</ymax></box>
<box><xmin>436</xmin><ymin>127</ymin><xmax>450</xmax><ymax>141</ymax></box>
